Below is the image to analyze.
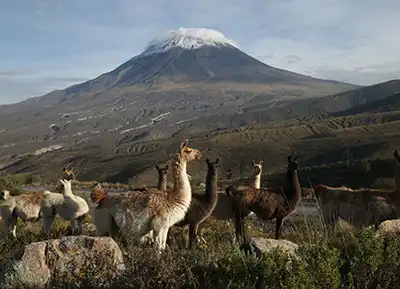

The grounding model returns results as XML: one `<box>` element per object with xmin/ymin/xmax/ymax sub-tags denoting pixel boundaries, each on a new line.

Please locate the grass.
<box><xmin>1</xmin><ymin>205</ymin><xmax>400</xmax><ymax>288</ymax></box>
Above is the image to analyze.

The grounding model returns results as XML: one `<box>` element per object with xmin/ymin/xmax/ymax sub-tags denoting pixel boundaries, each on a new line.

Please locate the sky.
<box><xmin>1</xmin><ymin>0</ymin><xmax>400</xmax><ymax>104</ymax></box>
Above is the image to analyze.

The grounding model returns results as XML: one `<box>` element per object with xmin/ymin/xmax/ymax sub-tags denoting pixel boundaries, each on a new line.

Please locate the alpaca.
<box><xmin>41</xmin><ymin>178</ymin><xmax>89</xmax><ymax>235</ymax></box>
<box><xmin>173</xmin><ymin>158</ymin><xmax>220</xmax><ymax>248</ymax></box>
<box><xmin>313</xmin><ymin>150</ymin><xmax>400</xmax><ymax>232</ymax></box>
<box><xmin>90</xmin><ymin>139</ymin><xmax>202</xmax><ymax>252</ymax></box>
<box><xmin>0</xmin><ymin>190</ymin><xmax>49</xmax><ymax>237</ymax></box>
<box><xmin>230</xmin><ymin>156</ymin><xmax>301</xmax><ymax>242</ymax></box>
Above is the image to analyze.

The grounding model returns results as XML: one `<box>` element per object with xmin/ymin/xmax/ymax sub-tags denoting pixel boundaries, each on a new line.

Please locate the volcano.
<box><xmin>0</xmin><ymin>28</ymin><xmax>361</xmax><ymax>182</ymax></box>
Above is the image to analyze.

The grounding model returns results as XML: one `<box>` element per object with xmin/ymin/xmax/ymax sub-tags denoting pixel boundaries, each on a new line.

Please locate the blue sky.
<box><xmin>1</xmin><ymin>0</ymin><xmax>400</xmax><ymax>104</ymax></box>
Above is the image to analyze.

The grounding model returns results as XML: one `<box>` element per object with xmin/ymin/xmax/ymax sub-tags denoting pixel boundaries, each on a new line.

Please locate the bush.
<box><xmin>0</xmin><ymin>174</ymin><xmax>23</xmax><ymax>195</ymax></box>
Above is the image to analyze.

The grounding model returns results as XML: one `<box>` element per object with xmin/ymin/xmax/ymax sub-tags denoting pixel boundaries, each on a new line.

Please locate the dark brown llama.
<box><xmin>174</xmin><ymin>158</ymin><xmax>220</xmax><ymax>248</ymax></box>
<box><xmin>155</xmin><ymin>164</ymin><xmax>168</xmax><ymax>191</ymax></box>
<box><xmin>229</xmin><ymin>155</ymin><xmax>301</xmax><ymax>243</ymax></box>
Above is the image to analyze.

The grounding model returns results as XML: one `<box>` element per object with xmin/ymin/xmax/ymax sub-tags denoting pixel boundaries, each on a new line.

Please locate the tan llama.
<box><xmin>90</xmin><ymin>139</ymin><xmax>202</xmax><ymax>252</ymax></box>
<box><xmin>0</xmin><ymin>190</ymin><xmax>49</xmax><ymax>237</ymax></box>
<box><xmin>313</xmin><ymin>149</ymin><xmax>400</xmax><ymax>232</ymax></box>
<box><xmin>41</xmin><ymin>178</ymin><xmax>89</xmax><ymax>235</ymax></box>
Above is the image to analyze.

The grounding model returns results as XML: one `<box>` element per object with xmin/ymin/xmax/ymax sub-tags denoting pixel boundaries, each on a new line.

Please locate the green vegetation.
<box><xmin>1</xmin><ymin>211</ymin><xmax>400</xmax><ymax>288</ymax></box>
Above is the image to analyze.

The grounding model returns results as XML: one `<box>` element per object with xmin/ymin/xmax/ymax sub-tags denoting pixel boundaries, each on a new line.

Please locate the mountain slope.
<box><xmin>0</xmin><ymin>27</ymin><xmax>363</xmax><ymax>182</ymax></box>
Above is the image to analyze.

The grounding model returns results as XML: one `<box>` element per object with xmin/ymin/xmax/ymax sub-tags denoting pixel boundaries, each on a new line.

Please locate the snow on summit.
<box><xmin>141</xmin><ymin>28</ymin><xmax>239</xmax><ymax>56</ymax></box>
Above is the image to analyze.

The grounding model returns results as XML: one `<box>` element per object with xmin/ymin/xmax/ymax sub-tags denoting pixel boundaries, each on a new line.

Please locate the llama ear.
<box><xmin>395</xmin><ymin>150</ymin><xmax>400</xmax><ymax>160</ymax></box>
<box><xmin>259</xmin><ymin>160</ymin><xmax>263</xmax><ymax>166</ymax></box>
<box><xmin>62</xmin><ymin>167</ymin><xmax>66</xmax><ymax>172</ymax></box>
<box><xmin>59</xmin><ymin>179</ymin><xmax>65</xmax><ymax>185</ymax></box>
<box><xmin>180</xmin><ymin>139</ymin><xmax>189</xmax><ymax>149</ymax></box>
<box><xmin>155</xmin><ymin>164</ymin><xmax>160</xmax><ymax>170</ymax></box>
<box><xmin>165</xmin><ymin>164</ymin><xmax>169</xmax><ymax>170</ymax></box>
<box><xmin>252</xmin><ymin>161</ymin><xmax>256</xmax><ymax>167</ymax></box>
<box><xmin>215</xmin><ymin>158</ymin><xmax>220</xmax><ymax>164</ymax></box>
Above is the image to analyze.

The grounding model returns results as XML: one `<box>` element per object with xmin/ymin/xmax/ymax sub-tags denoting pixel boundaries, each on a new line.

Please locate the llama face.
<box><xmin>59</xmin><ymin>179</ymin><xmax>73</xmax><ymax>194</ymax></box>
<box><xmin>62</xmin><ymin>167</ymin><xmax>76</xmax><ymax>181</ymax></box>
<box><xmin>90</xmin><ymin>183</ymin><xmax>106</xmax><ymax>204</ymax></box>
<box><xmin>206</xmin><ymin>158</ymin><xmax>220</xmax><ymax>176</ymax></box>
<box><xmin>287</xmin><ymin>156</ymin><xmax>299</xmax><ymax>172</ymax></box>
<box><xmin>156</xmin><ymin>164</ymin><xmax>168</xmax><ymax>177</ymax></box>
<box><xmin>251</xmin><ymin>160</ymin><xmax>263</xmax><ymax>176</ymax></box>
<box><xmin>394</xmin><ymin>150</ymin><xmax>400</xmax><ymax>164</ymax></box>
<box><xmin>0</xmin><ymin>190</ymin><xmax>9</xmax><ymax>201</ymax></box>
<box><xmin>179</xmin><ymin>140</ymin><xmax>202</xmax><ymax>162</ymax></box>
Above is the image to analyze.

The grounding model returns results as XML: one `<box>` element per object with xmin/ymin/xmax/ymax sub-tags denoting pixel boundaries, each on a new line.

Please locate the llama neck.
<box><xmin>286</xmin><ymin>170</ymin><xmax>301</xmax><ymax>207</ymax></box>
<box><xmin>158</xmin><ymin>175</ymin><xmax>167</xmax><ymax>191</ymax></box>
<box><xmin>63</xmin><ymin>186</ymin><xmax>75</xmax><ymax>199</ymax></box>
<box><xmin>252</xmin><ymin>174</ymin><xmax>261</xmax><ymax>189</ymax></box>
<box><xmin>172</xmin><ymin>158</ymin><xmax>191</xmax><ymax>200</ymax></box>
<box><xmin>204</xmin><ymin>171</ymin><xmax>218</xmax><ymax>203</ymax></box>
<box><xmin>395</xmin><ymin>164</ymin><xmax>400</xmax><ymax>193</ymax></box>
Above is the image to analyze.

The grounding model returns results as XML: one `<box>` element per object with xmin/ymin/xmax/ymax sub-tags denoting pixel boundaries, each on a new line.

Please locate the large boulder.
<box><xmin>375</xmin><ymin>219</ymin><xmax>400</xmax><ymax>238</ymax></box>
<box><xmin>0</xmin><ymin>235</ymin><xmax>125</xmax><ymax>288</ymax></box>
<box><xmin>247</xmin><ymin>237</ymin><xmax>299</xmax><ymax>258</ymax></box>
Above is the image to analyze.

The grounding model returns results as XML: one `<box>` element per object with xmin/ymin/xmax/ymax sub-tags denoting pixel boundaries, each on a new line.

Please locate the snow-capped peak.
<box><xmin>141</xmin><ymin>28</ymin><xmax>239</xmax><ymax>56</ymax></box>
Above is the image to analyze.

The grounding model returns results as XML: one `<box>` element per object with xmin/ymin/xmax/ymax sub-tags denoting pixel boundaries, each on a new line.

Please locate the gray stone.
<box><xmin>0</xmin><ymin>235</ymin><xmax>125</xmax><ymax>288</ymax></box>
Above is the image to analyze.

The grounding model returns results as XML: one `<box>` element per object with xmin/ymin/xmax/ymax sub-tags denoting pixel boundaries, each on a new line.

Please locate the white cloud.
<box><xmin>1</xmin><ymin>0</ymin><xmax>400</xmax><ymax>103</ymax></box>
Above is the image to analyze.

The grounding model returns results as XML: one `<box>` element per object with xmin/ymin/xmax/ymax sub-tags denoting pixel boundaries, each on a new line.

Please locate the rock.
<box><xmin>0</xmin><ymin>235</ymin><xmax>125</xmax><ymax>289</ymax></box>
<box><xmin>248</xmin><ymin>237</ymin><xmax>299</xmax><ymax>258</ymax></box>
<box><xmin>375</xmin><ymin>219</ymin><xmax>400</xmax><ymax>238</ymax></box>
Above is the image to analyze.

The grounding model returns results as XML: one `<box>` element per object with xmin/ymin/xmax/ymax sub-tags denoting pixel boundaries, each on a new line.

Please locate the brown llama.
<box><xmin>90</xmin><ymin>139</ymin><xmax>202</xmax><ymax>252</ymax></box>
<box><xmin>229</xmin><ymin>155</ymin><xmax>301</xmax><ymax>242</ymax></box>
<box><xmin>313</xmin><ymin>150</ymin><xmax>400</xmax><ymax>232</ymax></box>
<box><xmin>174</xmin><ymin>158</ymin><xmax>220</xmax><ymax>248</ymax></box>
<box><xmin>211</xmin><ymin>161</ymin><xmax>263</xmax><ymax>242</ymax></box>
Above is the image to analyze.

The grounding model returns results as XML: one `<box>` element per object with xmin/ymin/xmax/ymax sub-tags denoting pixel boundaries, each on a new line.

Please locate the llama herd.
<box><xmin>1</xmin><ymin>139</ymin><xmax>400</xmax><ymax>255</ymax></box>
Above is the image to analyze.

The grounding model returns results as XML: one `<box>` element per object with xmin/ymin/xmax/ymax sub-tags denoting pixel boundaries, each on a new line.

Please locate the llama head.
<box><xmin>206</xmin><ymin>158</ymin><xmax>220</xmax><ymax>176</ymax></box>
<box><xmin>0</xmin><ymin>190</ymin><xmax>10</xmax><ymax>200</ymax></box>
<box><xmin>251</xmin><ymin>160</ymin><xmax>263</xmax><ymax>176</ymax></box>
<box><xmin>90</xmin><ymin>183</ymin><xmax>107</xmax><ymax>204</ymax></box>
<box><xmin>59</xmin><ymin>178</ymin><xmax>73</xmax><ymax>195</ymax></box>
<box><xmin>287</xmin><ymin>155</ymin><xmax>299</xmax><ymax>172</ymax></box>
<box><xmin>394</xmin><ymin>150</ymin><xmax>400</xmax><ymax>164</ymax></box>
<box><xmin>62</xmin><ymin>167</ymin><xmax>76</xmax><ymax>181</ymax></box>
<box><xmin>155</xmin><ymin>164</ymin><xmax>169</xmax><ymax>177</ymax></box>
<box><xmin>178</xmin><ymin>139</ymin><xmax>202</xmax><ymax>162</ymax></box>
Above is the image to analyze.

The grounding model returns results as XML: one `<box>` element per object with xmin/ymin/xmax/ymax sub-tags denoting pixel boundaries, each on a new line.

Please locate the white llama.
<box><xmin>41</xmin><ymin>179</ymin><xmax>89</xmax><ymax>234</ymax></box>
<box><xmin>0</xmin><ymin>190</ymin><xmax>49</xmax><ymax>237</ymax></box>
<box><xmin>90</xmin><ymin>139</ymin><xmax>202</xmax><ymax>252</ymax></box>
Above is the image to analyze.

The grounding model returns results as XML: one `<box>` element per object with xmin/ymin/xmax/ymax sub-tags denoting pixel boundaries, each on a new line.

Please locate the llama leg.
<box><xmin>2</xmin><ymin>215</ymin><xmax>10</xmax><ymax>234</ymax></box>
<box><xmin>188</xmin><ymin>224</ymin><xmax>197</xmax><ymax>249</ymax></box>
<box><xmin>9</xmin><ymin>214</ymin><xmax>18</xmax><ymax>238</ymax></box>
<box><xmin>76</xmin><ymin>215</ymin><xmax>85</xmax><ymax>235</ymax></box>
<box><xmin>153</xmin><ymin>229</ymin><xmax>164</xmax><ymax>253</ymax></box>
<box><xmin>160</xmin><ymin>228</ymin><xmax>169</xmax><ymax>250</ymax></box>
<box><xmin>42</xmin><ymin>215</ymin><xmax>55</xmax><ymax>234</ymax></box>
<box><xmin>275</xmin><ymin>217</ymin><xmax>284</xmax><ymax>239</ymax></box>
<box><xmin>69</xmin><ymin>219</ymin><xmax>77</xmax><ymax>235</ymax></box>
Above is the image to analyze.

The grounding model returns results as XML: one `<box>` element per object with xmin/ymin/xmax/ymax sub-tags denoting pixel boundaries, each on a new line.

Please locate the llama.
<box><xmin>210</xmin><ymin>161</ymin><xmax>263</xmax><ymax>243</ymax></box>
<box><xmin>41</xmin><ymin>178</ymin><xmax>89</xmax><ymax>235</ymax></box>
<box><xmin>90</xmin><ymin>139</ymin><xmax>202</xmax><ymax>252</ymax></box>
<box><xmin>229</xmin><ymin>156</ymin><xmax>301</xmax><ymax>242</ymax></box>
<box><xmin>313</xmin><ymin>150</ymin><xmax>400</xmax><ymax>232</ymax></box>
<box><xmin>173</xmin><ymin>158</ymin><xmax>220</xmax><ymax>248</ymax></box>
<box><xmin>0</xmin><ymin>190</ymin><xmax>49</xmax><ymax>237</ymax></box>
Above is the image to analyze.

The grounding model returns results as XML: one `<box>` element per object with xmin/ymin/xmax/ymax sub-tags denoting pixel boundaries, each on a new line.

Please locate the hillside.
<box><xmin>4</xmin><ymin>28</ymin><xmax>400</xmax><ymax>185</ymax></box>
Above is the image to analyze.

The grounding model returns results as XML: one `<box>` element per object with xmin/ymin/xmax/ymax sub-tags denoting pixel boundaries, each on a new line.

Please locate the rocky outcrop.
<box><xmin>0</xmin><ymin>236</ymin><xmax>125</xmax><ymax>288</ymax></box>
<box><xmin>247</xmin><ymin>237</ymin><xmax>299</xmax><ymax>258</ymax></box>
<box><xmin>375</xmin><ymin>219</ymin><xmax>400</xmax><ymax>238</ymax></box>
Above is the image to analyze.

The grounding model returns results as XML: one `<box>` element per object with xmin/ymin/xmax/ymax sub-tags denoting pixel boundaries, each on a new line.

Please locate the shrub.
<box><xmin>0</xmin><ymin>174</ymin><xmax>23</xmax><ymax>195</ymax></box>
